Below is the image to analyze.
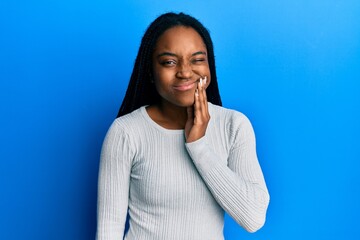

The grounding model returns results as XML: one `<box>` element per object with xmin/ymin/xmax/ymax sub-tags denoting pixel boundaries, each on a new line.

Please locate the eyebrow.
<box><xmin>156</xmin><ymin>51</ymin><xmax>207</xmax><ymax>58</ymax></box>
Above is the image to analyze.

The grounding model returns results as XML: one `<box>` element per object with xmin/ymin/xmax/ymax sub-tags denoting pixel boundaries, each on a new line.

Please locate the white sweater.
<box><xmin>96</xmin><ymin>103</ymin><xmax>269</xmax><ymax>240</ymax></box>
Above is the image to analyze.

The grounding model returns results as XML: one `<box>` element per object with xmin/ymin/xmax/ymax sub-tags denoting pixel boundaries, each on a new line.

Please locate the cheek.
<box><xmin>200</xmin><ymin>65</ymin><xmax>210</xmax><ymax>76</ymax></box>
<box><xmin>153</xmin><ymin>73</ymin><xmax>173</xmax><ymax>95</ymax></box>
<box><xmin>203</xmin><ymin>68</ymin><xmax>211</xmax><ymax>81</ymax></box>
<box><xmin>192</xmin><ymin>66</ymin><xmax>210</xmax><ymax>79</ymax></box>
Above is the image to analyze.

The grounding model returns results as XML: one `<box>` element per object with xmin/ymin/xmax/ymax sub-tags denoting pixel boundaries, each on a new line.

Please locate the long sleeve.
<box><xmin>96</xmin><ymin>121</ymin><xmax>134</xmax><ymax>240</ymax></box>
<box><xmin>185</xmin><ymin>113</ymin><xmax>270</xmax><ymax>233</ymax></box>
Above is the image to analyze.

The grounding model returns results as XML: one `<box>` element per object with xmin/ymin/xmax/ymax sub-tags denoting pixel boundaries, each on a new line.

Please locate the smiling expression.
<box><xmin>152</xmin><ymin>26</ymin><xmax>211</xmax><ymax>107</ymax></box>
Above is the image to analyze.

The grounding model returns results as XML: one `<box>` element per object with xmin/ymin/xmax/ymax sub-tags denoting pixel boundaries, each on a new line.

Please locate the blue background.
<box><xmin>1</xmin><ymin>0</ymin><xmax>359</xmax><ymax>239</ymax></box>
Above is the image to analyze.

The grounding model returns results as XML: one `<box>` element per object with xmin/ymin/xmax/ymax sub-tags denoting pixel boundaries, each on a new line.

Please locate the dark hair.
<box><xmin>117</xmin><ymin>12</ymin><xmax>222</xmax><ymax>117</ymax></box>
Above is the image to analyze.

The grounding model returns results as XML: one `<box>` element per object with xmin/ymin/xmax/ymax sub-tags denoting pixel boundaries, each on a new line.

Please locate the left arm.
<box><xmin>185</xmin><ymin>116</ymin><xmax>270</xmax><ymax>233</ymax></box>
<box><xmin>185</xmin><ymin>78</ymin><xmax>269</xmax><ymax>232</ymax></box>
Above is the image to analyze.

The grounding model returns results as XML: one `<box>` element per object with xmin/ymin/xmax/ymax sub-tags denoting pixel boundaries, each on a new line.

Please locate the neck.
<box><xmin>147</xmin><ymin>101</ymin><xmax>188</xmax><ymax>130</ymax></box>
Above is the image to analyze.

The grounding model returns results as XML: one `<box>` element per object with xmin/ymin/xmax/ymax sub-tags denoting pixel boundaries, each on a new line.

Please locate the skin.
<box><xmin>146</xmin><ymin>26</ymin><xmax>211</xmax><ymax>143</ymax></box>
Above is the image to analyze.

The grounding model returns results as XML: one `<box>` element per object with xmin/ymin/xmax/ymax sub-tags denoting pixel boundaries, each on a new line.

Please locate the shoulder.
<box><xmin>209</xmin><ymin>103</ymin><xmax>253</xmax><ymax>129</ymax></box>
<box><xmin>102</xmin><ymin>107</ymin><xmax>147</xmax><ymax>152</ymax></box>
<box><xmin>208</xmin><ymin>103</ymin><xmax>256</xmax><ymax>146</ymax></box>
<box><xmin>114</xmin><ymin>106</ymin><xmax>145</xmax><ymax>126</ymax></box>
<box><xmin>105</xmin><ymin>106</ymin><xmax>147</xmax><ymax>140</ymax></box>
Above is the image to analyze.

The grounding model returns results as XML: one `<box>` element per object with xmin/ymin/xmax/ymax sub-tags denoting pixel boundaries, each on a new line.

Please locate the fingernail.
<box><xmin>200</xmin><ymin>78</ymin><xmax>203</xmax><ymax>87</ymax></box>
<box><xmin>204</xmin><ymin>76</ymin><xmax>207</xmax><ymax>85</ymax></box>
<box><xmin>195</xmin><ymin>89</ymin><xmax>199</xmax><ymax>96</ymax></box>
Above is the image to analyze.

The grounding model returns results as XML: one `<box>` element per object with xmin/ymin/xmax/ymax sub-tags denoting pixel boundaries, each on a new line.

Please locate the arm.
<box><xmin>185</xmin><ymin>115</ymin><xmax>269</xmax><ymax>232</ymax></box>
<box><xmin>184</xmin><ymin>77</ymin><xmax>269</xmax><ymax>232</ymax></box>
<box><xmin>96</xmin><ymin>121</ymin><xmax>133</xmax><ymax>240</ymax></box>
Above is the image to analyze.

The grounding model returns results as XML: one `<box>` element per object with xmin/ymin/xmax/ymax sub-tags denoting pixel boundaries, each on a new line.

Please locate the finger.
<box><xmin>198</xmin><ymin>78</ymin><xmax>204</xmax><ymax>106</ymax></box>
<box><xmin>202</xmin><ymin>77</ymin><xmax>209</xmax><ymax>115</ymax></box>
<box><xmin>194</xmin><ymin>84</ymin><xmax>201</xmax><ymax>123</ymax></box>
<box><xmin>203</xmin><ymin>89</ymin><xmax>209</xmax><ymax>117</ymax></box>
<box><xmin>203</xmin><ymin>76</ymin><xmax>209</xmax><ymax>90</ymax></box>
<box><xmin>203</xmin><ymin>77</ymin><xmax>208</xmax><ymax>100</ymax></box>
<box><xmin>198</xmin><ymin>78</ymin><xmax>208</xmax><ymax>118</ymax></box>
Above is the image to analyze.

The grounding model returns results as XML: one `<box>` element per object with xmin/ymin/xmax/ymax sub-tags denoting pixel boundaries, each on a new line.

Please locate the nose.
<box><xmin>176</xmin><ymin>62</ymin><xmax>193</xmax><ymax>79</ymax></box>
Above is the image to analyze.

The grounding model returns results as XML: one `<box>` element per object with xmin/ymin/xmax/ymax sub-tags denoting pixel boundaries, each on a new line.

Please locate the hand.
<box><xmin>185</xmin><ymin>77</ymin><xmax>210</xmax><ymax>143</ymax></box>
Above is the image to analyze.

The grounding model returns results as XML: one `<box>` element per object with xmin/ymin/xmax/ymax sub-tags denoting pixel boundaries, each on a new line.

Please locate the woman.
<box><xmin>96</xmin><ymin>12</ymin><xmax>270</xmax><ymax>240</ymax></box>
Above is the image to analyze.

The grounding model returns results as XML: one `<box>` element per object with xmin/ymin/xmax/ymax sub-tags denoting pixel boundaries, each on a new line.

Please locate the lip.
<box><xmin>173</xmin><ymin>81</ymin><xmax>197</xmax><ymax>91</ymax></box>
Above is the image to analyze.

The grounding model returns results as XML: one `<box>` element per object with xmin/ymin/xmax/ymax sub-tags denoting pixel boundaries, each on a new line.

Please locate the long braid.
<box><xmin>117</xmin><ymin>12</ymin><xmax>222</xmax><ymax>117</ymax></box>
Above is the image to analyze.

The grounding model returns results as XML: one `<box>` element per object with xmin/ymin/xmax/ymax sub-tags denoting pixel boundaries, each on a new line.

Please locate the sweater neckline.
<box><xmin>140</xmin><ymin>106</ymin><xmax>184</xmax><ymax>134</ymax></box>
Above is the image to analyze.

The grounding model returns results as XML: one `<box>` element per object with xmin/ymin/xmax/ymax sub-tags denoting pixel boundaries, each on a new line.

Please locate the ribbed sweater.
<box><xmin>96</xmin><ymin>103</ymin><xmax>270</xmax><ymax>240</ymax></box>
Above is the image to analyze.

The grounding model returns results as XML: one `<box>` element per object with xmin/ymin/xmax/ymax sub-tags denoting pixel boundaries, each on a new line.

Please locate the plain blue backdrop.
<box><xmin>1</xmin><ymin>0</ymin><xmax>359</xmax><ymax>239</ymax></box>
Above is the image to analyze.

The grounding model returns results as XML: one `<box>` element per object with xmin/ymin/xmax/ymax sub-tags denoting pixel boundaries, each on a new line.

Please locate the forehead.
<box><xmin>154</xmin><ymin>26</ymin><xmax>207</xmax><ymax>52</ymax></box>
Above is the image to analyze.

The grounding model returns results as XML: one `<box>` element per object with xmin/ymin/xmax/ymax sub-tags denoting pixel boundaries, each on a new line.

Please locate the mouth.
<box><xmin>173</xmin><ymin>81</ymin><xmax>197</xmax><ymax>91</ymax></box>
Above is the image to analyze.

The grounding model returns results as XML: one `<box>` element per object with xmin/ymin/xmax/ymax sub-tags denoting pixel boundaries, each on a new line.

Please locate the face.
<box><xmin>152</xmin><ymin>26</ymin><xmax>211</xmax><ymax>107</ymax></box>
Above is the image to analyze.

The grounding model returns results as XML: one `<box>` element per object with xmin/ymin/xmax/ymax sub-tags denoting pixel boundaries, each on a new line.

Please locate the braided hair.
<box><xmin>117</xmin><ymin>12</ymin><xmax>222</xmax><ymax>117</ymax></box>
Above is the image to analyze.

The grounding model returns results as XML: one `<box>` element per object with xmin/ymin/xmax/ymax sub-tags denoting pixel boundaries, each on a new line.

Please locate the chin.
<box><xmin>170</xmin><ymin>98</ymin><xmax>195</xmax><ymax>108</ymax></box>
<box><xmin>179</xmin><ymin>98</ymin><xmax>196</xmax><ymax>107</ymax></box>
<box><xmin>162</xmin><ymin>92</ymin><xmax>195</xmax><ymax>108</ymax></box>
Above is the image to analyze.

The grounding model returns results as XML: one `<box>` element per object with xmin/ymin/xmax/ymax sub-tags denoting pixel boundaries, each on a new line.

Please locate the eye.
<box><xmin>160</xmin><ymin>60</ymin><xmax>177</xmax><ymax>66</ymax></box>
<box><xmin>191</xmin><ymin>58</ymin><xmax>206</xmax><ymax>64</ymax></box>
